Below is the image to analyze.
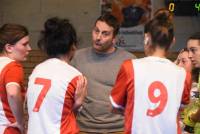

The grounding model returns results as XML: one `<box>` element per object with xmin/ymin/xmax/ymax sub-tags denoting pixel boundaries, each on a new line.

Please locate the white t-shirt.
<box><xmin>27</xmin><ymin>58</ymin><xmax>82</xmax><ymax>134</ymax></box>
<box><xmin>110</xmin><ymin>57</ymin><xmax>191</xmax><ymax>134</ymax></box>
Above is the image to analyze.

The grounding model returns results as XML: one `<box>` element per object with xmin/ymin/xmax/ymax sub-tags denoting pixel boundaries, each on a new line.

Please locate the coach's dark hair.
<box><xmin>95</xmin><ymin>13</ymin><xmax>120</xmax><ymax>37</ymax></box>
<box><xmin>38</xmin><ymin>17</ymin><xmax>77</xmax><ymax>57</ymax></box>
<box><xmin>0</xmin><ymin>24</ymin><xmax>29</xmax><ymax>52</ymax></box>
<box><xmin>144</xmin><ymin>9</ymin><xmax>174</xmax><ymax>51</ymax></box>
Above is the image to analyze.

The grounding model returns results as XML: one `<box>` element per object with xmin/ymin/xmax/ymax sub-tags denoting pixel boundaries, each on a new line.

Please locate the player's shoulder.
<box><xmin>6</xmin><ymin>60</ymin><xmax>23</xmax><ymax>71</ymax></box>
<box><xmin>0</xmin><ymin>59</ymin><xmax>23</xmax><ymax>79</ymax></box>
<box><xmin>170</xmin><ymin>61</ymin><xmax>186</xmax><ymax>72</ymax></box>
<box><xmin>120</xmin><ymin>59</ymin><xmax>134</xmax><ymax>71</ymax></box>
<box><xmin>131</xmin><ymin>57</ymin><xmax>146</xmax><ymax>64</ymax></box>
<box><xmin>164</xmin><ymin>59</ymin><xmax>187</xmax><ymax>77</ymax></box>
<box><xmin>67</xmin><ymin>63</ymin><xmax>82</xmax><ymax>75</ymax></box>
<box><xmin>32</xmin><ymin>58</ymin><xmax>82</xmax><ymax>77</ymax></box>
<box><xmin>0</xmin><ymin>57</ymin><xmax>22</xmax><ymax>68</ymax></box>
<box><xmin>122</xmin><ymin>59</ymin><xmax>133</xmax><ymax>65</ymax></box>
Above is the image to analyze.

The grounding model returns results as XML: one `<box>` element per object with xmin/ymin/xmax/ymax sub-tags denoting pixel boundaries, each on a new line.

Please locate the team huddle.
<box><xmin>0</xmin><ymin>8</ymin><xmax>200</xmax><ymax>134</ymax></box>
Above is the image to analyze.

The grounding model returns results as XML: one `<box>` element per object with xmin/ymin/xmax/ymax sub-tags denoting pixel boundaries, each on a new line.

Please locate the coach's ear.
<box><xmin>112</xmin><ymin>35</ymin><xmax>117</xmax><ymax>45</ymax></box>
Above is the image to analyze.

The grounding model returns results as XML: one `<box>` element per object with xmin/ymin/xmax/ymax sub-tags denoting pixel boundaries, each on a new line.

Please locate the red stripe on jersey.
<box><xmin>111</xmin><ymin>60</ymin><xmax>135</xmax><ymax>134</ymax></box>
<box><xmin>0</xmin><ymin>61</ymin><xmax>24</xmax><ymax>123</ymax></box>
<box><xmin>181</xmin><ymin>71</ymin><xmax>192</xmax><ymax>105</ymax></box>
<box><xmin>123</xmin><ymin>60</ymin><xmax>134</xmax><ymax>134</ymax></box>
<box><xmin>3</xmin><ymin>127</ymin><xmax>20</xmax><ymax>134</ymax></box>
<box><xmin>60</xmin><ymin>76</ymin><xmax>79</xmax><ymax>134</ymax></box>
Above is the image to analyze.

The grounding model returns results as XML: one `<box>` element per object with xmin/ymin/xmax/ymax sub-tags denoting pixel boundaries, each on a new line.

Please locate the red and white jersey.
<box><xmin>0</xmin><ymin>57</ymin><xmax>25</xmax><ymax>134</ymax></box>
<box><xmin>110</xmin><ymin>57</ymin><xmax>191</xmax><ymax>134</ymax></box>
<box><xmin>27</xmin><ymin>58</ymin><xmax>82</xmax><ymax>134</ymax></box>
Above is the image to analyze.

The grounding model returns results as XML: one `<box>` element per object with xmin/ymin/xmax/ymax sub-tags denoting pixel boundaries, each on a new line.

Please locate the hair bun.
<box><xmin>44</xmin><ymin>17</ymin><xmax>60</xmax><ymax>34</ymax></box>
<box><xmin>154</xmin><ymin>9</ymin><xmax>173</xmax><ymax>23</ymax></box>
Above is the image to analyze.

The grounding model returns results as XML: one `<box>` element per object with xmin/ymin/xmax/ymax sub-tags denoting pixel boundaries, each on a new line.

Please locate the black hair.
<box><xmin>38</xmin><ymin>17</ymin><xmax>77</xmax><ymax>57</ymax></box>
<box><xmin>95</xmin><ymin>12</ymin><xmax>120</xmax><ymax>37</ymax></box>
<box><xmin>0</xmin><ymin>24</ymin><xmax>29</xmax><ymax>52</ymax></box>
<box><xmin>187</xmin><ymin>32</ymin><xmax>200</xmax><ymax>43</ymax></box>
<box><xmin>144</xmin><ymin>9</ymin><xmax>174</xmax><ymax>51</ymax></box>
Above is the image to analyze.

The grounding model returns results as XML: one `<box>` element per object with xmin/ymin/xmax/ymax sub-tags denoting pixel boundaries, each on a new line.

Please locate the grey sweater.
<box><xmin>71</xmin><ymin>47</ymin><xmax>136</xmax><ymax>133</ymax></box>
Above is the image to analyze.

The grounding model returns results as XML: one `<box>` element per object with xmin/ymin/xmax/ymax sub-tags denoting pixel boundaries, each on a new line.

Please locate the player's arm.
<box><xmin>73</xmin><ymin>75</ymin><xmax>87</xmax><ymax>112</ymax></box>
<box><xmin>4</xmin><ymin>63</ymin><xmax>25</xmax><ymax>133</ymax></box>
<box><xmin>110</xmin><ymin>60</ymin><xmax>134</xmax><ymax>114</ymax></box>
<box><xmin>6</xmin><ymin>83</ymin><xmax>24</xmax><ymax>133</ymax></box>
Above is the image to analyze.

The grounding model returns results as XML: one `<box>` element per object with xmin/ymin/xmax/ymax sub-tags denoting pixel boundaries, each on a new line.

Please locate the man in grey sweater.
<box><xmin>72</xmin><ymin>13</ymin><xmax>136</xmax><ymax>133</ymax></box>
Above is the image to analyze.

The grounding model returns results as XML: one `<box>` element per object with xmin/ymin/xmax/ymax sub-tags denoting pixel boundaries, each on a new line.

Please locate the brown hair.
<box><xmin>0</xmin><ymin>23</ymin><xmax>29</xmax><ymax>52</ymax></box>
<box><xmin>187</xmin><ymin>32</ymin><xmax>200</xmax><ymax>45</ymax></box>
<box><xmin>95</xmin><ymin>12</ymin><xmax>120</xmax><ymax>37</ymax></box>
<box><xmin>144</xmin><ymin>9</ymin><xmax>174</xmax><ymax>51</ymax></box>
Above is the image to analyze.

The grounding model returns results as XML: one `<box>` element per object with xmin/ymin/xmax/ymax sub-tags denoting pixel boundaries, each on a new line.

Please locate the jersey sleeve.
<box><xmin>4</xmin><ymin>62</ymin><xmax>24</xmax><ymax>87</ymax></box>
<box><xmin>67</xmin><ymin>76</ymin><xmax>80</xmax><ymax>99</ymax></box>
<box><xmin>181</xmin><ymin>71</ymin><xmax>192</xmax><ymax>104</ymax></box>
<box><xmin>110</xmin><ymin>59</ymin><xmax>134</xmax><ymax>109</ymax></box>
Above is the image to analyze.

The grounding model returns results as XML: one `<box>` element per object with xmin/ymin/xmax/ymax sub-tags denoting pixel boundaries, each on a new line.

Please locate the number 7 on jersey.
<box><xmin>33</xmin><ymin>77</ymin><xmax>51</xmax><ymax>112</ymax></box>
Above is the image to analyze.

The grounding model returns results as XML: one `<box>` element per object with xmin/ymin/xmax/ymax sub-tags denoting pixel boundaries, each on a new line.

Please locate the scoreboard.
<box><xmin>165</xmin><ymin>0</ymin><xmax>200</xmax><ymax>16</ymax></box>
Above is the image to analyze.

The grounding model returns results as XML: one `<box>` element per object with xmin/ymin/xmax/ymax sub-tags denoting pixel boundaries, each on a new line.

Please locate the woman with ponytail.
<box><xmin>110</xmin><ymin>9</ymin><xmax>192</xmax><ymax>134</ymax></box>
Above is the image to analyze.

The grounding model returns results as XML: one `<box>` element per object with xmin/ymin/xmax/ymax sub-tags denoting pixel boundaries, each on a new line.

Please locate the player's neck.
<box><xmin>151</xmin><ymin>48</ymin><xmax>166</xmax><ymax>58</ymax></box>
<box><xmin>57</xmin><ymin>55</ymin><xmax>70</xmax><ymax>64</ymax></box>
<box><xmin>0</xmin><ymin>52</ymin><xmax>16</xmax><ymax>61</ymax></box>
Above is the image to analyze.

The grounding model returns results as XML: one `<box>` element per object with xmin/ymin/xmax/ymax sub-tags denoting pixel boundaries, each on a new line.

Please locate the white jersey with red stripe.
<box><xmin>27</xmin><ymin>58</ymin><xmax>82</xmax><ymax>134</ymax></box>
<box><xmin>0</xmin><ymin>57</ymin><xmax>25</xmax><ymax>134</ymax></box>
<box><xmin>110</xmin><ymin>56</ymin><xmax>191</xmax><ymax>134</ymax></box>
